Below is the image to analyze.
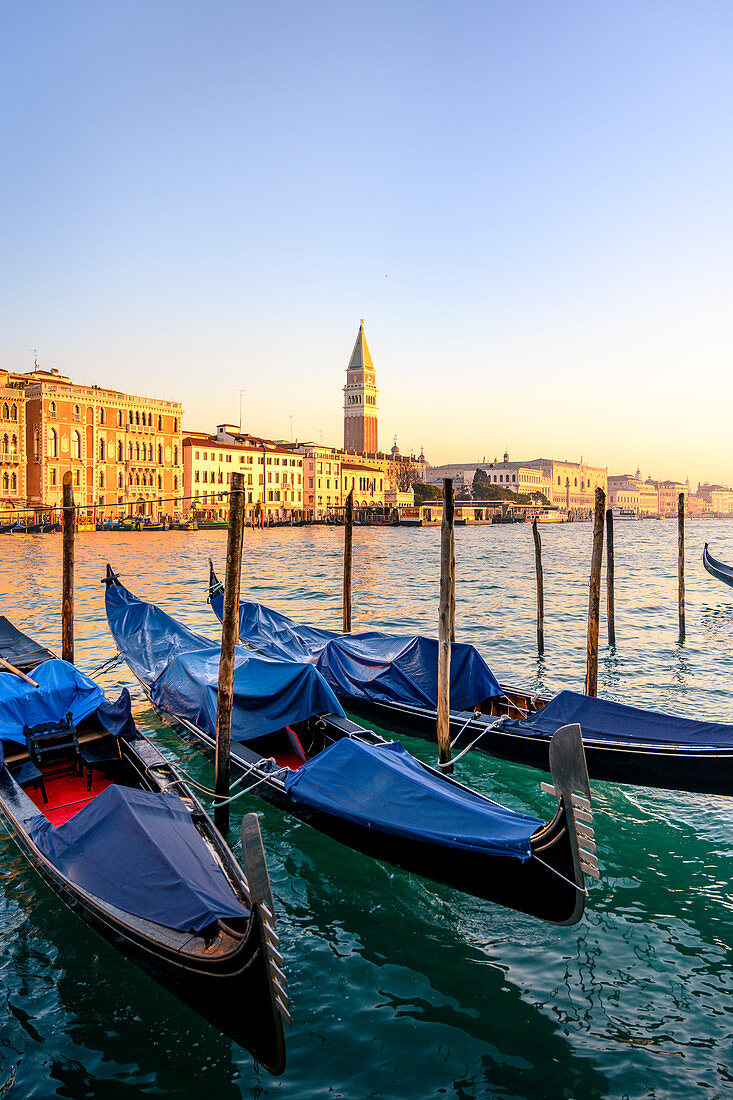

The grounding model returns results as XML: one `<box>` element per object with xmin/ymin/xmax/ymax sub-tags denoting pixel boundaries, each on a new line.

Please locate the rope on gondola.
<box><xmin>87</xmin><ymin>652</ymin><xmax>125</xmax><ymax>676</ymax></box>
<box><xmin>435</xmin><ymin>727</ymin><xmax>487</xmax><ymax>768</ymax></box>
<box><xmin>531</xmin><ymin>853</ymin><xmax>587</xmax><ymax>894</ymax></box>
<box><xmin>144</xmin><ymin>756</ymin><xmax>288</xmax><ymax>804</ymax></box>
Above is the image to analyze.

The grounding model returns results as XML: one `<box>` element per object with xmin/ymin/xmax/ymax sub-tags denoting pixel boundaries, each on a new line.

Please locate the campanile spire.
<box><xmin>343</xmin><ymin>320</ymin><xmax>379</xmax><ymax>453</ymax></box>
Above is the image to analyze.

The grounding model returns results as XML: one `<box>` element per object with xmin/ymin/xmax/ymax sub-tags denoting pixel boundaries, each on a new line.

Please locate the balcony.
<box><xmin>0</xmin><ymin>452</ymin><xmax>21</xmax><ymax>465</ymax></box>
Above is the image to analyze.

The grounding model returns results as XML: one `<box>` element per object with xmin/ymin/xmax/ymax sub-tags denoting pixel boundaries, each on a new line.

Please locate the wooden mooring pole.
<box><xmin>606</xmin><ymin>508</ymin><xmax>616</xmax><ymax>647</ymax></box>
<box><xmin>532</xmin><ymin>519</ymin><xmax>544</xmax><ymax>655</ymax></box>
<box><xmin>585</xmin><ymin>487</ymin><xmax>605</xmax><ymax>697</ymax></box>
<box><xmin>678</xmin><ymin>492</ymin><xmax>685</xmax><ymax>641</ymax></box>
<box><xmin>343</xmin><ymin>488</ymin><xmax>354</xmax><ymax>634</ymax></box>
<box><xmin>437</xmin><ymin>478</ymin><xmax>454</xmax><ymax>771</ymax></box>
<box><xmin>62</xmin><ymin>471</ymin><xmax>75</xmax><ymax>664</ymax></box>
<box><xmin>215</xmin><ymin>473</ymin><xmax>246</xmax><ymax>835</ymax></box>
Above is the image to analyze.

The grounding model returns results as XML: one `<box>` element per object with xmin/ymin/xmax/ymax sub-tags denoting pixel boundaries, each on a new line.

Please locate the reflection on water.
<box><xmin>1</xmin><ymin>520</ymin><xmax>733</xmax><ymax>1097</ymax></box>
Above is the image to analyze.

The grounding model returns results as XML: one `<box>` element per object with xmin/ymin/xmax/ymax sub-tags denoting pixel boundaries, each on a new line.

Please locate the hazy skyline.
<box><xmin>3</xmin><ymin>1</ymin><xmax>733</xmax><ymax>484</ymax></box>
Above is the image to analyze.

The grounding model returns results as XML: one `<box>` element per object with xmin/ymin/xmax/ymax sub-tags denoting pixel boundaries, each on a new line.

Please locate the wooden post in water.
<box><xmin>449</xmin><ymin>511</ymin><xmax>456</xmax><ymax>643</ymax></box>
<box><xmin>606</xmin><ymin>508</ymin><xmax>616</xmax><ymax>647</ymax></box>
<box><xmin>437</xmin><ymin>479</ymin><xmax>454</xmax><ymax>771</ymax></box>
<box><xmin>584</xmin><ymin>487</ymin><xmax>605</xmax><ymax>697</ymax></box>
<box><xmin>678</xmin><ymin>492</ymin><xmax>685</xmax><ymax>641</ymax></box>
<box><xmin>61</xmin><ymin>471</ymin><xmax>75</xmax><ymax>664</ymax></box>
<box><xmin>532</xmin><ymin>519</ymin><xmax>544</xmax><ymax>655</ymax></box>
<box><xmin>343</xmin><ymin>488</ymin><xmax>354</xmax><ymax>634</ymax></box>
<box><xmin>215</xmin><ymin>473</ymin><xmax>246</xmax><ymax>835</ymax></box>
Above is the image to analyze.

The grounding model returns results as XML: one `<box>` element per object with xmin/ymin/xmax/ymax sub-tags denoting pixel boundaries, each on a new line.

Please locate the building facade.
<box><xmin>343</xmin><ymin>320</ymin><xmax>378</xmax><ymax>453</ymax></box>
<box><xmin>0</xmin><ymin>371</ymin><xmax>28</xmax><ymax>511</ymax></box>
<box><xmin>696</xmin><ymin>483</ymin><xmax>733</xmax><ymax>515</ymax></box>
<box><xmin>183</xmin><ymin>426</ymin><xmax>303</xmax><ymax>522</ymax></box>
<box><xmin>16</xmin><ymin>367</ymin><xmax>183</xmax><ymax>518</ymax></box>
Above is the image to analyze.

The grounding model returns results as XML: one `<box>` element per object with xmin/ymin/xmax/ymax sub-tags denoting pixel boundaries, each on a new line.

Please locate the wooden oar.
<box><xmin>0</xmin><ymin>656</ymin><xmax>39</xmax><ymax>687</ymax></box>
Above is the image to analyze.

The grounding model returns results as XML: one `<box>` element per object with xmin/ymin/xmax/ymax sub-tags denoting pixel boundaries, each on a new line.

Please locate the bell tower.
<box><xmin>343</xmin><ymin>319</ymin><xmax>379</xmax><ymax>453</ymax></box>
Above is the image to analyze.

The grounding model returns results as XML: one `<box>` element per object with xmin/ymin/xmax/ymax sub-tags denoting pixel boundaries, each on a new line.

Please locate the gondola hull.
<box><xmin>0</xmin><ymin>773</ymin><xmax>281</xmax><ymax>1067</ymax></box>
<box><xmin>344</xmin><ymin>695</ymin><xmax>733</xmax><ymax>795</ymax></box>
<box><xmin>0</xmin><ymin>684</ymin><xmax>286</xmax><ymax>1073</ymax></box>
<box><xmin>703</xmin><ymin>542</ymin><xmax>733</xmax><ymax>589</ymax></box>
<box><xmin>138</xmin><ymin>692</ymin><xmax>593</xmax><ymax>928</ymax></box>
<box><xmin>106</xmin><ymin>567</ymin><xmax>599</xmax><ymax>926</ymax></box>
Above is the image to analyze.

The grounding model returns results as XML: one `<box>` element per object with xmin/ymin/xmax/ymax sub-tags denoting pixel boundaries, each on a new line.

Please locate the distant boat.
<box><xmin>703</xmin><ymin>543</ymin><xmax>733</xmax><ymax>589</ymax></box>
<box><xmin>611</xmin><ymin>508</ymin><xmax>638</xmax><ymax>521</ymax></box>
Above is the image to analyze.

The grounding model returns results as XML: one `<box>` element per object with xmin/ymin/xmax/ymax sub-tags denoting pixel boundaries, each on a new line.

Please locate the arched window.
<box><xmin>173</xmin><ymin>446</ymin><xmax>178</xmax><ymax>466</ymax></box>
<box><xmin>99</xmin><ymin>471</ymin><xmax>105</xmax><ymax>488</ymax></box>
<box><xmin>73</xmin><ymin>404</ymin><xmax>81</xmax><ymax>421</ymax></box>
<box><xmin>1</xmin><ymin>404</ymin><xmax>8</xmax><ymax>420</ymax></box>
<box><xmin>128</xmin><ymin>443</ymin><xmax>133</xmax><ymax>460</ymax></box>
<box><xmin>557</xmin><ymin>476</ymin><xmax>561</xmax><ymax>486</ymax></box>
<box><xmin>100</xmin><ymin>407</ymin><xmax>105</xmax><ymax>425</ymax></box>
<box><xmin>136</xmin><ymin>443</ymin><xmax>140</xmax><ymax>460</ymax></box>
<box><xmin>173</xmin><ymin>475</ymin><xmax>178</xmax><ymax>491</ymax></box>
<box><xmin>10</xmin><ymin>473</ymin><xmax>16</xmax><ymax>492</ymax></box>
<box><xmin>158</xmin><ymin>444</ymin><xmax>163</xmax><ymax>464</ymax></box>
<box><xmin>10</xmin><ymin>404</ymin><xmax>17</xmax><ymax>421</ymax></box>
<box><xmin>48</xmin><ymin>427</ymin><xmax>58</xmax><ymax>458</ymax></box>
<box><xmin>72</xmin><ymin>430</ymin><xmax>81</xmax><ymax>459</ymax></box>
<box><xmin>174</xmin><ymin>418</ymin><xmax>178</xmax><ymax>432</ymax></box>
<box><xmin>117</xmin><ymin>410</ymin><xmax>123</xmax><ymax>426</ymax></box>
<box><xmin>10</xmin><ymin>434</ymin><xmax>17</xmax><ymax>454</ymax></box>
<box><xmin>158</xmin><ymin>415</ymin><xmax>162</xmax><ymax>430</ymax></box>
<box><xmin>100</xmin><ymin>439</ymin><xmax>106</xmax><ymax>461</ymax></box>
<box><xmin>135</xmin><ymin>411</ymin><xmax>140</xmax><ymax>425</ymax></box>
<box><xmin>118</xmin><ymin>440</ymin><xmax>123</xmax><ymax>462</ymax></box>
<box><xmin>118</xmin><ymin>473</ymin><xmax>123</xmax><ymax>488</ymax></box>
<box><xmin>158</xmin><ymin>474</ymin><xmax>163</xmax><ymax>490</ymax></box>
<box><xmin>129</xmin><ymin>410</ymin><xmax>133</xmax><ymax>424</ymax></box>
<box><xmin>2</xmin><ymin>473</ymin><xmax>8</xmax><ymax>491</ymax></box>
<box><xmin>136</xmin><ymin>475</ymin><xmax>140</xmax><ymax>486</ymax></box>
<box><xmin>574</xmin><ymin>478</ymin><xmax>577</xmax><ymax>487</ymax></box>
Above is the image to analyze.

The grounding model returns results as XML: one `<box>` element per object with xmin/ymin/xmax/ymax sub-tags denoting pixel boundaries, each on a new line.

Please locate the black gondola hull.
<box><xmin>164</xmin><ymin>714</ymin><xmax>586</xmax><ymax>927</ymax></box>
<box><xmin>341</xmin><ymin>696</ymin><xmax>733</xmax><ymax>796</ymax></box>
<box><xmin>0</xmin><ymin>747</ymin><xmax>286</xmax><ymax>1074</ymax></box>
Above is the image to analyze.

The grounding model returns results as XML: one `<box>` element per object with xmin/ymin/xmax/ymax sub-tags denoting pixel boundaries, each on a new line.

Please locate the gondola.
<box><xmin>11</xmin><ymin>520</ymin><xmax>45</xmax><ymax>534</ymax></box>
<box><xmin>702</xmin><ymin>543</ymin><xmax>733</xmax><ymax>589</ymax></box>
<box><xmin>0</xmin><ymin>624</ymin><xmax>288</xmax><ymax>1074</ymax></box>
<box><xmin>207</xmin><ymin>565</ymin><xmax>733</xmax><ymax>796</ymax></box>
<box><xmin>105</xmin><ymin>566</ymin><xmax>599</xmax><ymax>927</ymax></box>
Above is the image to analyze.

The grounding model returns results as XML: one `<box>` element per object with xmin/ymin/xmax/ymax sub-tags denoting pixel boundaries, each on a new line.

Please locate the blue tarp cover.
<box><xmin>503</xmin><ymin>690</ymin><xmax>733</xmax><ymax>748</ymax></box>
<box><xmin>0</xmin><ymin>661</ymin><xmax>107</xmax><ymax>746</ymax></box>
<box><xmin>210</xmin><ymin>592</ymin><xmax>502</xmax><ymax>709</ymax></box>
<box><xmin>31</xmin><ymin>785</ymin><xmax>249</xmax><ymax>933</ymax></box>
<box><xmin>106</xmin><ymin>582</ymin><xmax>345</xmax><ymax>741</ymax></box>
<box><xmin>284</xmin><ymin>738</ymin><xmax>541</xmax><ymax>860</ymax></box>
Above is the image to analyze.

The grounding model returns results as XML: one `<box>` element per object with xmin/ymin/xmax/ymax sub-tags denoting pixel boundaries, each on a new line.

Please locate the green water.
<box><xmin>1</xmin><ymin>521</ymin><xmax>732</xmax><ymax>1098</ymax></box>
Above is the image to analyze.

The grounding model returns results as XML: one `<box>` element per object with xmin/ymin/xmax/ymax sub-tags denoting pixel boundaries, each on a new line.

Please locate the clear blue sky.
<box><xmin>3</xmin><ymin>1</ymin><xmax>732</xmax><ymax>482</ymax></box>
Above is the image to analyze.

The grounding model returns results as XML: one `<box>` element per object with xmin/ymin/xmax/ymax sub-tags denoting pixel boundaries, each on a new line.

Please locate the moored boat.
<box><xmin>106</xmin><ymin>566</ymin><xmax>600</xmax><ymax>927</ymax></box>
<box><xmin>0</xmin><ymin>628</ymin><xmax>288</xmax><ymax>1074</ymax></box>
<box><xmin>702</xmin><ymin>543</ymin><xmax>733</xmax><ymax>589</ymax></box>
<box><xmin>207</xmin><ymin>566</ymin><xmax>733</xmax><ymax>796</ymax></box>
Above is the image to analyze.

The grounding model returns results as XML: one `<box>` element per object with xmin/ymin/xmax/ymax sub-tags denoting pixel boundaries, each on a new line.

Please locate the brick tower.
<box><xmin>343</xmin><ymin>319</ymin><xmax>378</xmax><ymax>453</ymax></box>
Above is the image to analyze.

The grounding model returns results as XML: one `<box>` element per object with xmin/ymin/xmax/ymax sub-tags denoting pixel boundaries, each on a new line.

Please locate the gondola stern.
<box><xmin>540</xmin><ymin>723</ymin><xmax>600</xmax><ymax>925</ymax></box>
<box><xmin>208</xmin><ymin>561</ymin><xmax>224</xmax><ymax>601</ymax></box>
<box><xmin>241</xmin><ymin>813</ymin><xmax>289</xmax><ymax>1075</ymax></box>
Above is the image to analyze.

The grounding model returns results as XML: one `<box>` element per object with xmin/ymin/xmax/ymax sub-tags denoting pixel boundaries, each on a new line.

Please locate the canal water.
<box><xmin>1</xmin><ymin>520</ymin><xmax>732</xmax><ymax>1099</ymax></box>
